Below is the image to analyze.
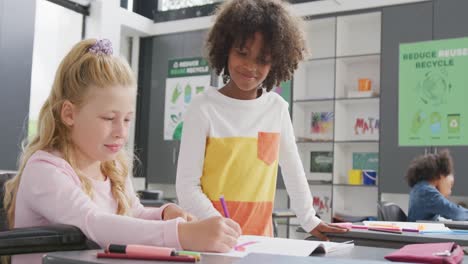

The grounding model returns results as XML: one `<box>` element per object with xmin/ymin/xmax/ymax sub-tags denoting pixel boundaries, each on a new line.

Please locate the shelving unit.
<box><xmin>292</xmin><ymin>12</ymin><xmax>381</xmax><ymax>222</ymax></box>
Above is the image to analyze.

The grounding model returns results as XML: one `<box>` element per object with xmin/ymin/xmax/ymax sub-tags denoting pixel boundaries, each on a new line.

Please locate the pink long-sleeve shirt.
<box><xmin>13</xmin><ymin>150</ymin><xmax>183</xmax><ymax>263</ymax></box>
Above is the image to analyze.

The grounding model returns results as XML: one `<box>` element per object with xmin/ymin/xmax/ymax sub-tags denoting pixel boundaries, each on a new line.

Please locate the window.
<box><xmin>120</xmin><ymin>0</ymin><xmax>134</xmax><ymax>10</ymax></box>
<box><xmin>29</xmin><ymin>0</ymin><xmax>83</xmax><ymax>138</ymax></box>
<box><xmin>158</xmin><ymin>0</ymin><xmax>223</xmax><ymax>11</ymax></box>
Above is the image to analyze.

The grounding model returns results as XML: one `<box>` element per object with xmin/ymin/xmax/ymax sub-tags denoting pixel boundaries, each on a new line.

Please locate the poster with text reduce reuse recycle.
<box><xmin>164</xmin><ymin>57</ymin><xmax>210</xmax><ymax>140</ymax></box>
<box><xmin>399</xmin><ymin>37</ymin><xmax>468</xmax><ymax>146</ymax></box>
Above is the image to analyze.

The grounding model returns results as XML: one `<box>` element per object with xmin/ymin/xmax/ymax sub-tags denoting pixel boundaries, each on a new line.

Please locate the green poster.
<box><xmin>399</xmin><ymin>37</ymin><xmax>468</xmax><ymax>146</ymax></box>
<box><xmin>164</xmin><ymin>57</ymin><xmax>211</xmax><ymax>140</ymax></box>
<box><xmin>352</xmin><ymin>152</ymin><xmax>378</xmax><ymax>172</ymax></box>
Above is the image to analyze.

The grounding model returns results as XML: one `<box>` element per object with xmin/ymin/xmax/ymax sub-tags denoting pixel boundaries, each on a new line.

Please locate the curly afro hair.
<box><xmin>405</xmin><ymin>150</ymin><xmax>454</xmax><ymax>188</ymax></box>
<box><xmin>205</xmin><ymin>0</ymin><xmax>306</xmax><ymax>91</ymax></box>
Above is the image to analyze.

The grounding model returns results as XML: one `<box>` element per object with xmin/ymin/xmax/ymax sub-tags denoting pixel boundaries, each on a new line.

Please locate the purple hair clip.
<box><xmin>88</xmin><ymin>39</ymin><xmax>113</xmax><ymax>55</ymax></box>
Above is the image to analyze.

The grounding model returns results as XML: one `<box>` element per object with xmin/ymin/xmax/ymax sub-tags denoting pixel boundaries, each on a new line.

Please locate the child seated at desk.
<box><xmin>406</xmin><ymin>150</ymin><xmax>468</xmax><ymax>222</ymax></box>
<box><xmin>3</xmin><ymin>39</ymin><xmax>240</xmax><ymax>264</ymax></box>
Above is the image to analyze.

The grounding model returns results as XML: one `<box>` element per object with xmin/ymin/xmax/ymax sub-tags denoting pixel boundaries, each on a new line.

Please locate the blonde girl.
<box><xmin>4</xmin><ymin>39</ymin><xmax>240</xmax><ymax>264</ymax></box>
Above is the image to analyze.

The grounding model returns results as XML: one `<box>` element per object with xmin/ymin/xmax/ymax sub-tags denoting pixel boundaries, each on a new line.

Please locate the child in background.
<box><xmin>406</xmin><ymin>150</ymin><xmax>468</xmax><ymax>221</ymax></box>
<box><xmin>4</xmin><ymin>39</ymin><xmax>240</xmax><ymax>264</ymax></box>
<box><xmin>176</xmin><ymin>0</ymin><xmax>346</xmax><ymax>240</ymax></box>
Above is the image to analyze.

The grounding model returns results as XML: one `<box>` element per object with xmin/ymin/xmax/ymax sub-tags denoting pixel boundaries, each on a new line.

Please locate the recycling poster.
<box><xmin>399</xmin><ymin>37</ymin><xmax>468</xmax><ymax>146</ymax></box>
<box><xmin>164</xmin><ymin>57</ymin><xmax>210</xmax><ymax>140</ymax></box>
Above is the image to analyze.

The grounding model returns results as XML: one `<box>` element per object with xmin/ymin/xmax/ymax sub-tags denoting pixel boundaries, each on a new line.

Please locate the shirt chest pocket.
<box><xmin>257</xmin><ymin>132</ymin><xmax>280</xmax><ymax>166</ymax></box>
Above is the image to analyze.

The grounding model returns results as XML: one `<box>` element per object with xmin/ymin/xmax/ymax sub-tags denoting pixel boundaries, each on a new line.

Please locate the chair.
<box><xmin>272</xmin><ymin>209</ymin><xmax>296</xmax><ymax>238</ymax></box>
<box><xmin>378</xmin><ymin>201</ymin><xmax>408</xmax><ymax>222</ymax></box>
<box><xmin>0</xmin><ymin>172</ymin><xmax>98</xmax><ymax>256</ymax></box>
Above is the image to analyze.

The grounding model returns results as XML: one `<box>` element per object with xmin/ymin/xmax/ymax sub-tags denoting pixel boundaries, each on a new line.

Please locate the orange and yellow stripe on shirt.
<box><xmin>200</xmin><ymin>132</ymin><xmax>280</xmax><ymax>236</ymax></box>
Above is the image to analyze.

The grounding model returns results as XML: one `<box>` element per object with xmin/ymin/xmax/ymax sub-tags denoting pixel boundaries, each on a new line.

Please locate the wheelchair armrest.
<box><xmin>0</xmin><ymin>224</ymin><xmax>99</xmax><ymax>255</ymax></box>
<box><xmin>140</xmin><ymin>199</ymin><xmax>168</xmax><ymax>207</ymax></box>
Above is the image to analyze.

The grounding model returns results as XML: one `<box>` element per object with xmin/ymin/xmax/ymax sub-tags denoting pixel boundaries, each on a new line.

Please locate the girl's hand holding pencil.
<box><xmin>178</xmin><ymin>216</ymin><xmax>241</xmax><ymax>252</ymax></box>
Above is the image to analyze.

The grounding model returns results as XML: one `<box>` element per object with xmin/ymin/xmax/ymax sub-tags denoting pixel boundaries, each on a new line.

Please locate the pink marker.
<box><xmin>107</xmin><ymin>244</ymin><xmax>175</xmax><ymax>257</ymax></box>
<box><xmin>219</xmin><ymin>195</ymin><xmax>231</xmax><ymax>218</ymax></box>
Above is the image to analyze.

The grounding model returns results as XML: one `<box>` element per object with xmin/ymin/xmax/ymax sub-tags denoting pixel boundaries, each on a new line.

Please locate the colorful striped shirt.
<box><xmin>176</xmin><ymin>88</ymin><xmax>321</xmax><ymax>236</ymax></box>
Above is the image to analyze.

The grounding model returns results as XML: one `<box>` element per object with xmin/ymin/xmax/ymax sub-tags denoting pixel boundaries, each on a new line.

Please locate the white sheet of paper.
<box><xmin>203</xmin><ymin>235</ymin><xmax>354</xmax><ymax>258</ymax></box>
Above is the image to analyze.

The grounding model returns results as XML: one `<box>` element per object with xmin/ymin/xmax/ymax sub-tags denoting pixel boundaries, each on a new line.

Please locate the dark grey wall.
<box><xmin>380</xmin><ymin>0</ymin><xmax>468</xmax><ymax>195</ymax></box>
<box><xmin>433</xmin><ymin>0</ymin><xmax>468</xmax><ymax>40</ymax></box>
<box><xmin>379</xmin><ymin>2</ymin><xmax>433</xmax><ymax>194</ymax></box>
<box><xmin>0</xmin><ymin>0</ymin><xmax>35</xmax><ymax>170</ymax></box>
<box><xmin>136</xmin><ymin>30</ymin><xmax>207</xmax><ymax>184</ymax></box>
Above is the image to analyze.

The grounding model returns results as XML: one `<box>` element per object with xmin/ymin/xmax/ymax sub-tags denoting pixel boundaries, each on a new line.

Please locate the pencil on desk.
<box><xmin>368</xmin><ymin>223</ymin><xmax>398</xmax><ymax>229</ymax></box>
<box><xmin>367</xmin><ymin>223</ymin><xmax>420</xmax><ymax>233</ymax></box>
<box><xmin>219</xmin><ymin>195</ymin><xmax>231</xmax><ymax>218</ymax></box>
<box><xmin>368</xmin><ymin>227</ymin><xmax>403</xmax><ymax>234</ymax></box>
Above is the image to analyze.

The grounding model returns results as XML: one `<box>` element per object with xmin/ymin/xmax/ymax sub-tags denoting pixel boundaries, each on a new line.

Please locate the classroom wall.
<box><xmin>0</xmin><ymin>0</ymin><xmax>36</xmax><ymax>170</ymax></box>
<box><xmin>379</xmin><ymin>1</ymin><xmax>432</xmax><ymax>196</ymax></box>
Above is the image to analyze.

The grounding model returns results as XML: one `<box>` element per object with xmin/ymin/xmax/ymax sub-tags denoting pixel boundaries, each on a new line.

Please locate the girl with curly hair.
<box><xmin>406</xmin><ymin>150</ymin><xmax>468</xmax><ymax>221</ymax></box>
<box><xmin>176</xmin><ymin>0</ymin><xmax>346</xmax><ymax>240</ymax></box>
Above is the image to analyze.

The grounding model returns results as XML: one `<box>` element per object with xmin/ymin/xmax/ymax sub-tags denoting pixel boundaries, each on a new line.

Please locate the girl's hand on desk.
<box><xmin>162</xmin><ymin>204</ymin><xmax>197</xmax><ymax>221</ymax></box>
<box><xmin>178</xmin><ymin>216</ymin><xmax>241</xmax><ymax>252</ymax></box>
<box><xmin>310</xmin><ymin>222</ymin><xmax>348</xmax><ymax>241</ymax></box>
